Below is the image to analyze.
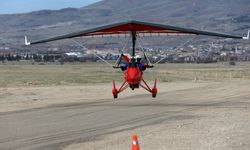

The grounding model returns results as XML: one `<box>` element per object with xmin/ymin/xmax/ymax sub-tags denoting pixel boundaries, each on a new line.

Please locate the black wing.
<box><xmin>25</xmin><ymin>20</ymin><xmax>243</xmax><ymax>45</ymax></box>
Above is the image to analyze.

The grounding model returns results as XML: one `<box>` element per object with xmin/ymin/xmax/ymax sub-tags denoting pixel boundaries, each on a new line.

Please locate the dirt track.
<box><xmin>0</xmin><ymin>80</ymin><xmax>250</xmax><ymax>150</ymax></box>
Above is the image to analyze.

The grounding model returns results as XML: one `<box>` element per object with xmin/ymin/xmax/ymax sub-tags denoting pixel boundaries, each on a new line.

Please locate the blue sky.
<box><xmin>0</xmin><ymin>0</ymin><xmax>101</xmax><ymax>14</ymax></box>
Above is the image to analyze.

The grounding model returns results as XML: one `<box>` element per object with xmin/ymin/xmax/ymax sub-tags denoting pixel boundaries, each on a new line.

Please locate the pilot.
<box><xmin>136</xmin><ymin>56</ymin><xmax>146</xmax><ymax>71</ymax></box>
<box><xmin>120</xmin><ymin>55</ymin><xmax>148</xmax><ymax>71</ymax></box>
<box><xmin>120</xmin><ymin>63</ymin><xmax>128</xmax><ymax>71</ymax></box>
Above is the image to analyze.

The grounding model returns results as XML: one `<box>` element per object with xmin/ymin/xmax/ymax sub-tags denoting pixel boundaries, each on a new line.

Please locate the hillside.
<box><xmin>0</xmin><ymin>0</ymin><xmax>249</xmax><ymax>46</ymax></box>
<box><xmin>86</xmin><ymin>0</ymin><xmax>250</xmax><ymax>30</ymax></box>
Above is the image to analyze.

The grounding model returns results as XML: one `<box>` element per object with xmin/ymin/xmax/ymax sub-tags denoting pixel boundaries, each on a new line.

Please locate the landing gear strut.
<box><xmin>140</xmin><ymin>79</ymin><xmax>158</xmax><ymax>98</ymax></box>
<box><xmin>112</xmin><ymin>80</ymin><xmax>129</xmax><ymax>99</ymax></box>
<box><xmin>112</xmin><ymin>79</ymin><xmax>157</xmax><ymax>98</ymax></box>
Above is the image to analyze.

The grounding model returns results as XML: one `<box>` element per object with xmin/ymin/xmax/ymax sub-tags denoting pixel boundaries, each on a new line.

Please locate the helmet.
<box><xmin>135</xmin><ymin>55</ymin><xmax>141</xmax><ymax>62</ymax></box>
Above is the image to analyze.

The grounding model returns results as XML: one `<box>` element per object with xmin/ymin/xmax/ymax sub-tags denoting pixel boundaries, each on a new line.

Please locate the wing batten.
<box><xmin>28</xmin><ymin>20</ymin><xmax>242</xmax><ymax>45</ymax></box>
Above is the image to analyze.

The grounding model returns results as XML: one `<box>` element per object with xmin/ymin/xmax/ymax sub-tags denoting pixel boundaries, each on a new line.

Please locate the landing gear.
<box><xmin>151</xmin><ymin>80</ymin><xmax>157</xmax><ymax>98</ymax></box>
<box><xmin>112</xmin><ymin>80</ymin><xmax>157</xmax><ymax>98</ymax></box>
<box><xmin>112</xmin><ymin>81</ymin><xmax>118</xmax><ymax>99</ymax></box>
<box><xmin>112</xmin><ymin>80</ymin><xmax>129</xmax><ymax>99</ymax></box>
<box><xmin>112</xmin><ymin>89</ymin><xmax>118</xmax><ymax>99</ymax></box>
<box><xmin>130</xmin><ymin>84</ymin><xmax>139</xmax><ymax>91</ymax></box>
<box><xmin>140</xmin><ymin>79</ymin><xmax>157</xmax><ymax>98</ymax></box>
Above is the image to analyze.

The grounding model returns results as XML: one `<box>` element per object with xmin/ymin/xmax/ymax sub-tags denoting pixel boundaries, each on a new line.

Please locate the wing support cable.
<box><xmin>121</xmin><ymin>35</ymin><xmax>131</xmax><ymax>53</ymax></box>
<box><xmin>71</xmin><ymin>39</ymin><xmax>114</xmax><ymax>67</ymax></box>
<box><xmin>137</xmin><ymin>36</ymin><xmax>153</xmax><ymax>66</ymax></box>
<box><xmin>113</xmin><ymin>36</ymin><xmax>131</xmax><ymax>68</ymax></box>
<box><xmin>143</xmin><ymin>52</ymin><xmax>153</xmax><ymax>66</ymax></box>
<box><xmin>153</xmin><ymin>36</ymin><xmax>197</xmax><ymax>65</ymax></box>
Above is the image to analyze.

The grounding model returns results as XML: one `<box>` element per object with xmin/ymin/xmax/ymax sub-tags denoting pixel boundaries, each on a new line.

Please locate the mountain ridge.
<box><xmin>0</xmin><ymin>0</ymin><xmax>249</xmax><ymax>45</ymax></box>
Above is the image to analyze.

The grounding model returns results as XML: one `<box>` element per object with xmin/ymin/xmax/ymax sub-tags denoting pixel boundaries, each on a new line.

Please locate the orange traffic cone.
<box><xmin>132</xmin><ymin>135</ymin><xmax>140</xmax><ymax>150</ymax></box>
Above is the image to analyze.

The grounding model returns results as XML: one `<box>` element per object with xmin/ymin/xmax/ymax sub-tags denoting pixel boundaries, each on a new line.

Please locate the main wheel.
<box><xmin>113</xmin><ymin>94</ymin><xmax>118</xmax><ymax>99</ymax></box>
<box><xmin>152</xmin><ymin>93</ymin><xmax>156</xmax><ymax>98</ymax></box>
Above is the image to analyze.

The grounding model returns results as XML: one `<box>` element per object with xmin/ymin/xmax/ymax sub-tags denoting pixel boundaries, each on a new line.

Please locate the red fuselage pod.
<box><xmin>125</xmin><ymin>67</ymin><xmax>142</xmax><ymax>87</ymax></box>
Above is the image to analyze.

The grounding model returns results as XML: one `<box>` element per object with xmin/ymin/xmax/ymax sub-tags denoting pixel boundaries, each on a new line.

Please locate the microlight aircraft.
<box><xmin>25</xmin><ymin>20</ymin><xmax>249</xmax><ymax>98</ymax></box>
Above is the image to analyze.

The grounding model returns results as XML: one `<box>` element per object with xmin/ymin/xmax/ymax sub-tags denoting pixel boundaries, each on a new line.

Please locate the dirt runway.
<box><xmin>0</xmin><ymin>80</ymin><xmax>250</xmax><ymax>150</ymax></box>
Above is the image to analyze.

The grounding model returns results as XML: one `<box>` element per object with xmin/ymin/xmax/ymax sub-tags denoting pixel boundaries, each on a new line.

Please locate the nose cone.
<box><xmin>128</xmin><ymin>69</ymin><xmax>138</xmax><ymax>79</ymax></box>
<box><xmin>125</xmin><ymin>68</ymin><xmax>142</xmax><ymax>84</ymax></box>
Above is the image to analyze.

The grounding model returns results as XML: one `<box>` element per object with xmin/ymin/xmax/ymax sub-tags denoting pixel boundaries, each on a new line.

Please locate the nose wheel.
<box><xmin>113</xmin><ymin>94</ymin><xmax>118</xmax><ymax>99</ymax></box>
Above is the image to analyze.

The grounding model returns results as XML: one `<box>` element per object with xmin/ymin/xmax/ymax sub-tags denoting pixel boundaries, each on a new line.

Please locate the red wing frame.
<box><xmin>25</xmin><ymin>20</ymin><xmax>245</xmax><ymax>45</ymax></box>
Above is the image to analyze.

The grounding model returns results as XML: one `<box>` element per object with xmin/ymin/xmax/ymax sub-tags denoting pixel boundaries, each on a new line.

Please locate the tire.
<box><xmin>114</xmin><ymin>94</ymin><xmax>118</xmax><ymax>99</ymax></box>
<box><xmin>152</xmin><ymin>94</ymin><xmax>156</xmax><ymax>98</ymax></box>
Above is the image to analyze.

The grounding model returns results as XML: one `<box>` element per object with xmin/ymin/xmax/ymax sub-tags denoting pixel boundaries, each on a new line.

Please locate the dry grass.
<box><xmin>0</xmin><ymin>62</ymin><xmax>120</xmax><ymax>87</ymax></box>
<box><xmin>153</xmin><ymin>62</ymin><xmax>250</xmax><ymax>82</ymax></box>
<box><xmin>1</xmin><ymin>61</ymin><xmax>250</xmax><ymax>87</ymax></box>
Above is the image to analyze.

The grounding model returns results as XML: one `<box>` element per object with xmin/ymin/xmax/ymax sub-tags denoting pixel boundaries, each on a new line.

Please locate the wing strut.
<box><xmin>154</xmin><ymin>36</ymin><xmax>197</xmax><ymax>65</ymax></box>
<box><xmin>71</xmin><ymin>39</ymin><xmax>114</xmax><ymax>67</ymax></box>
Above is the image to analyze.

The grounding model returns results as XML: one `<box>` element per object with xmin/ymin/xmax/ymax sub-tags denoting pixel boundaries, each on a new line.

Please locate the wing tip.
<box><xmin>243</xmin><ymin>30</ymin><xmax>250</xmax><ymax>40</ymax></box>
<box><xmin>24</xmin><ymin>36</ymin><xmax>31</xmax><ymax>46</ymax></box>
